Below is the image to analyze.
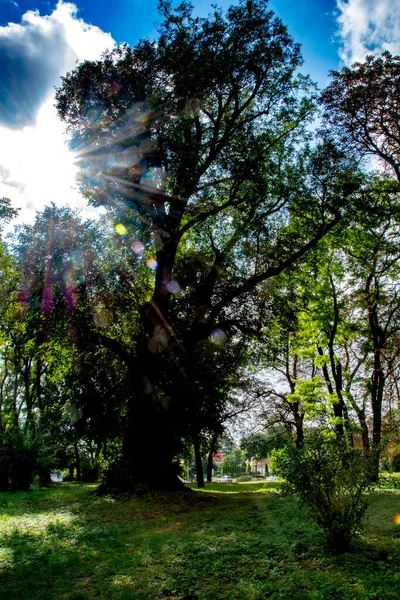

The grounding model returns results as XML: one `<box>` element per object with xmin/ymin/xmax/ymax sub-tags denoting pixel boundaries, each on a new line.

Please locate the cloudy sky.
<box><xmin>0</xmin><ymin>0</ymin><xmax>399</xmax><ymax>227</ymax></box>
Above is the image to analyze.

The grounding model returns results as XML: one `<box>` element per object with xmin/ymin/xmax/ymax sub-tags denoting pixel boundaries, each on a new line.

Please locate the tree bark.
<box><xmin>193</xmin><ymin>436</ymin><xmax>205</xmax><ymax>488</ymax></box>
<box><xmin>366</xmin><ymin>275</ymin><xmax>385</xmax><ymax>480</ymax></box>
<box><xmin>206</xmin><ymin>432</ymin><xmax>219</xmax><ymax>482</ymax></box>
<box><xmin>358</xmin><ymin>408</ymin><xmax>370</xmax><ymax>455</ymax></box>
<box><xmin>74</xmin><ymin>441</ymin><xmax>81</xmax><ymax>481</ymax></box>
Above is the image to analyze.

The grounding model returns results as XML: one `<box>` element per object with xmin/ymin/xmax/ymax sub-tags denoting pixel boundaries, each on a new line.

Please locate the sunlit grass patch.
<box><xmin>187</xmin><ymin>480</ymin><xmax>277</xmax><ymax>494</ymax></box>
<box><xmin>0</xmin><ymin>511</ymin><xmax>77</xmax><ymax>537</ymax></box>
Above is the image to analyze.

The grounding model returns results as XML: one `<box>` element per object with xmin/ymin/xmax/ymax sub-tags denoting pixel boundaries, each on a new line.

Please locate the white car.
<box><xmin>220</xmin><ymin>475</ymin><xmax>233</xmax><ymax>482</ymax></box>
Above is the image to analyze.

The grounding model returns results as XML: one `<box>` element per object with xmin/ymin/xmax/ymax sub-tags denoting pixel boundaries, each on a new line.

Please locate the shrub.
<box><xmin>272</xmin><ymin>433</ymin><xmax>373</xmax><ymax>553</ymax></box>
<box><xmin>236</xmin><ymin>475</ymin><xmax>253</xmax><ymax>482</ymax></box>
<box><xmin>378</xmin><ymin>471</ymin><xmax>400</xmax><ymax>489</ymax></box>
<box><xmin>0</xmin><ymin>431</ymin><xmax>36</xmax><ymax>491</ymax></box>
<box><xmin>0</xmin><ymin>430</ymin><xmax>57</xmax><ymax>491</ymax></box>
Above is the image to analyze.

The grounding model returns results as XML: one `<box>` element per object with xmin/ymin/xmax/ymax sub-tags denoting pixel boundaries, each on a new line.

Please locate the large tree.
<box><xmin>55</xmin><ymin>0</ymin><xmax>363</xmax><ymax>490</ymax></box>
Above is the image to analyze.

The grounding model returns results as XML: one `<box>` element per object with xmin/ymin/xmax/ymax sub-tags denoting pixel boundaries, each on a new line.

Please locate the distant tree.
<box><xmin>222</xmin><ymin>446</ymin><xmax>246</xmax><ymax>476</ymax></box>
<box><xmin>0</xmin><ymin>198</ymin><xmax>18</xmax><ymax>229</ymax></box>
<box><xmin>241</xmin><ymin>430</ymin><xmax>287</xmax><ymax>460</ymax></box>
<box><xmin>261</xmin><ymin>181</ymin><xmax>400</xmax><ymax>477</ymax></box>
<box><xmin>321</xmin><ymin>52</ymin><xmax>400</xmax><ymax>181</ymax></box>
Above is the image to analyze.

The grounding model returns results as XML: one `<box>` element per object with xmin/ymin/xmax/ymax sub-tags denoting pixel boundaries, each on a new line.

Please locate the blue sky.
<box><xmin>0</xmin><ymin>0</ymin><xmax>342</xmax><ymax>88</ymax></box>
<box><xmin>0</xmin><ymin>0</ymin><xmax>399</xmax><ymax>223</ymax></box>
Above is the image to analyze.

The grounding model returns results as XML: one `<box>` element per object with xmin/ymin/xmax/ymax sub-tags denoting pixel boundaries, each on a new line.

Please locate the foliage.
<box><xmin>321</xmin><ymin>51</ymin><xmax>400</xmax><ymax>182</ymax></box>
<box><xmin>378</xmin><ymin>471</ymin><xmax>400</xmax><ymax>489</ymax></box>
<box><xmin>272</xmin><ymin>433</ymin><xmax>373</xmax><ymax>553</ymax></box>
<box><xmin>0</xmin><ymin>429</ymin><xmax>55</xmax><ymax>491</ymax></box>
<box><xmin>241</xmin><ymin>430</ymin><xmax>288</xmax><ymax>459</ymax></box>
<box><xmin>286</xmin><ymin>377</ymin><xmax>330</xmax><ymax>421</ymax></box>
<box><xmin>4</xmin><ymin>205</ymin><xmax>139</xmax><ymax>481</ymax></box>
<box><xmin>0</xmin><ymin>197</ymin><xmax>18</xmax><ymax>229</ymax></box>
<box><xmin>221</xmin><ymin>446</ymin><xmax>247</xmax><ymax>476</ymax></box>
<box><xmin>391</xmin><ymin>454</ymin><xmax>400</xmax><ymax>472</ymax></box>
<box><xmin>256</xmin><ymin>188</ymin><xmax>400</xmax><ymax>478</ymax></box>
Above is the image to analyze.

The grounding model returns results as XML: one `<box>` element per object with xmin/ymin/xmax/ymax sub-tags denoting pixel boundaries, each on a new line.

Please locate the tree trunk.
<box><xmin>206</xmin><ymin>433</ymin><xmax>218</xmax><ymax>482</ymax></box>
<box><xmin>294</xmin><ymin>412</ymin><xmax>304</xmax><ymax>448</ymax></box>
<box><xmin>206</xmin><ymin>449</ymin><xmax>213</xmax><ymax>483</ymax></box>
<box><xmin>36</xmin><ymin>360</ymin><xmax>43</xmax><ymax>413</ymax></box>
<box><xmin>96</xmin><ymin>326</ymin><xmax>187</xmax><ymax>493</ymax></box>
<box><xmin>358</xmin><ymin>408</ymin><xmax>370</xmax><ymax>455</ymax></box>
<box><xmin>24</xmin><ymin>358</ymin><xmax>35</xmax><ymax>435</ymax></box>
<box><xmin>193</xmin><ymin>436</ymin><xmax>204</xmax><ymax>488</ymax></box>
<box><xmin>370</xmin><ymin>350</ymin><xmax>385</xmax><ymax>480</ymax></box>
<box><xmin>367</xmin><ymin>277</ymin><xmax>385</xmax><ymax>481</ymax></box>
<box><xmin>74</xmin><ymin>441</ymin><xmax>81</xmax><ymax>481</ymax></box>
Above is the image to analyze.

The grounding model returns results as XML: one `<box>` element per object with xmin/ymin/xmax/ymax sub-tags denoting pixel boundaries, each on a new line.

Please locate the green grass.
<box><xmin>0</xmin><ymin>481</ymin><xmax>399</xmax><ymax>599</ymax></box>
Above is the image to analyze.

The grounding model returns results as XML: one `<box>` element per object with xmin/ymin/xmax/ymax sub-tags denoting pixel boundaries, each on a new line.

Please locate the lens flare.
<box><xmin>148</xmin><ymin>327</ymin><xmax>168</xmax><ymax>353</ymax></box>
<box><xmin>64</xmin><ymin>266</ymin><xmax>77</xmax><ymax>311</ymax></box>
<box><xmin>166</xmin><ymin>280</ymin><xmax>181</xmax><ymax>296</ymax></box>
<box><xmin>131</xmin><ymin>240</ymin><xmax>144</xmax><ymax>254</ymax></box>
<box><xmin>209</xmin><ymin>328</ymin><xmax>228</xmax><ymax>344</ymax></box>
<box><xmin>394</xmin><ymin>514</ymin><xmax>400</xmax><ymax>525</ymax></box>
<box><xmin>146</xmin><ymin>258</ymin><xmax>157</xmax><ymax>270</ymax></box>
<box><xmin>93</xmin><ymin>308</ymin><xmax>114</xmax><ymax>328</ymax></box>
<box><xmin>115</xmin><ymin>224</ymin><xmax>127</xmax><ymax>235</ymax></box>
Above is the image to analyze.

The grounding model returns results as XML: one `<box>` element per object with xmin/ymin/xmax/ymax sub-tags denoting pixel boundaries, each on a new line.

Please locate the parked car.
<box><xmin>220</xmin><ymin>475</ymin><xmax>233</xmax><ymax>482</ymax></box>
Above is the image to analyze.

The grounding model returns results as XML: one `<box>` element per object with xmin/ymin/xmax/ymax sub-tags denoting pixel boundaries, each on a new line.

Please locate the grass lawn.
<box><xmin>0</xmin><ymin>480</ymin><xmax>399</xmax><ymax>600</ymax></box>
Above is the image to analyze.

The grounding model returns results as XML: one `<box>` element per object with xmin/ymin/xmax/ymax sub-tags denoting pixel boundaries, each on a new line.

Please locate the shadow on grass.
<box><xmin>0</xmin><ymin>484</ymin><xmax>399</xmax><ymax>600</ymax></box>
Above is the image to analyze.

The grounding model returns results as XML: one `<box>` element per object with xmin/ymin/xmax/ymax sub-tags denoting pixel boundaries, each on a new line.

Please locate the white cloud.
<box><xmin>49</xmin><ymin>1</ymin><xmax>115</xmax><ymax>62</ymax></box>
<box><xmin>0</xmin><ymin>1</ymin><xmax>115</xmax><ymax>127</ymax></box>
<box><xmin>336</xmin><ymin>0</ymin><xmax>400</xmax><ymax>64</ymax></box>
<box><xmin>0</xmin><ymin>2</ymin><xmax>115</xmax><ymax>228</ymax></box>
<box><xmin>0</xmin><ymin>98</ymin><xmax>102</xmax><ymax>229</ymax></box>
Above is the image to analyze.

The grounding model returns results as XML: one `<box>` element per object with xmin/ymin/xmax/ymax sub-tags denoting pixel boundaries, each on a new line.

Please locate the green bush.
<box><xmin>0</xmin><ymin>431</ymin><xmax>36</xmax><ymax>491</ymax></box>
<box><xmin>0</xmin><ymin>430</ymin><xmax>56</xmax><ymax>491</ymax></box>
<box><xmin>272</xmin><ymin>433</ymin><xmax>373</xmax><ymax>553</ymax></box>
<box><xmin>378</xmin><ymin>471</ymin><xmax>400</xmax><ymax>489</ymax></box>
<box><xmin>236</xmin><ymin>475</ymin><xmax>253</xmax><ymax>482</ymax></box>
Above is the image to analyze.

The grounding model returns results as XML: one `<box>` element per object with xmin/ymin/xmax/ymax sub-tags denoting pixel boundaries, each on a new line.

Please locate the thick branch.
<box><xmin>210</xmin><ymin>214</ymin><xmax>342</xmax><ymax>319</ymax></box>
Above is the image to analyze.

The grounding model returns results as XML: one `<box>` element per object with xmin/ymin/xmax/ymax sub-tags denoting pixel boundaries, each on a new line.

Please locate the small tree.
<box><xmin>273</xmin><ymin>432</ymin><xmax>373</xmax><ymax>553</ymax></box>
